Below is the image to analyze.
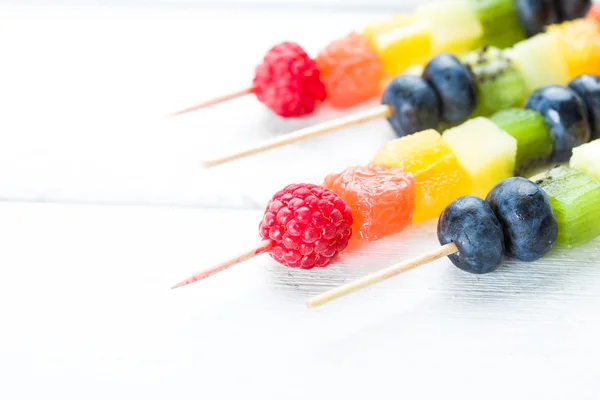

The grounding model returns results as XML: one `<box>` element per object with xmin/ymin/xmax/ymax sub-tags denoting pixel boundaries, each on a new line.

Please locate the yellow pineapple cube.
<box><xmin>373</xmin><ymin>129</ymin><xmax>472</xmax><ymax>223</ymax></box>
<box><xmin>363</xmin><ymin>15</ymin><xmax>433</xmax><ymax>76</ymax></box>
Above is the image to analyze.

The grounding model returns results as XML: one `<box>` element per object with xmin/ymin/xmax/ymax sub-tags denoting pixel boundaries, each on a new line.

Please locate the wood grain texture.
<box><xmin>1</xmin><ymin>202</ymin><xmax>599</xmax><ymax>399</ymax></box>
<box><xmin>2</xmin><ymin>3</ymin><xmax>600</xmax><ymax>399</ymax></box>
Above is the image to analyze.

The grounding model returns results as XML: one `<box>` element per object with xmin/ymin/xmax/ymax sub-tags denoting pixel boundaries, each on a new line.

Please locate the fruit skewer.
<box><xmin>366</xmin><ymin>74</ymin><xmax>600</xmax><ymax>223</ymax></box>
<box><xmin>173</xmin><ymin>142</ymin><xmax>600</xmax><ymax>290</ymax></box>
<box><xmin>202</xmin><ymin>16</ymin><xmax>600</xmax><ymax>168</ymax></box>
<box><xmin>172</xmin><ymin>76</ymin><xmax>600</xmax><ymax>290</ymax></box>
<box><xmin>308</xmin><ymin>162</ymin><xmax>600</xmax><ymax>308</ymax></box>
<box><xmin>171</xmin><ymin>0</ymin><xmax>592</xmax><ymax>120</ymax></box>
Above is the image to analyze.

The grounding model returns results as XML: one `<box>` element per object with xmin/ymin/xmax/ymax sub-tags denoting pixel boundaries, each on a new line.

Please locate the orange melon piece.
<box><xmin>548</xmin><ymin>19</ymin><xmax>600</xmax><ymax>78</ymax></box>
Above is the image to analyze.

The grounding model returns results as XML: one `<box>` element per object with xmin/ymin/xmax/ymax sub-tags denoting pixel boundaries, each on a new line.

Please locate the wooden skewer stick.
<box><xmin>306</xmin><ymin>242</ymin><xmax>458</xmax><ymax>308</ymax></box>
<box><xmin>169</xmin><ymin>87</ymin><xmax>255</xmax><ymax>117</ymax></box>
<box><xmin>202</xmin><ymin>104</ymin><xmax>393</xmax><ymax>168</ymax></box>
<box><xmin>171</xmin><ymin>239</ymin><xmax>273</xmax><ymax>289</ymax></box>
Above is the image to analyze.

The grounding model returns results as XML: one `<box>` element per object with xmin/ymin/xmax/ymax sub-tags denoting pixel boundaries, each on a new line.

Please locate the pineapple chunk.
<box><xmin>570</xmin><ymin>139</ymin><xmax>600</xmax><ymax>182</ymax></box>
<box><xmin>372</xmin><ymin>129</ymin><xmax>472</xmax><ymax>223</ymax></box>
<box><xmin>362</xmin><ymin>13</ymin><xmax>415</xmax><ymax>39</ymax></box>
<box><xmin>443</xmin><ymin>117</ymin><xmax>517</xmax><ymax>198</ymax></box>
<box><xmin>364</xmin><ymin>15</ymin><xmax>433</xmax><ymax>76</ymax></box>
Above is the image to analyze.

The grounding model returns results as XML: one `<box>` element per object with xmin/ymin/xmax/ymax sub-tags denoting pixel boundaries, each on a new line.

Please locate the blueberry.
<box><xmin>486</xmin><ymin>177</ymin><xmax>558</xmax><ymax>262</ymax></box>
<box><xmin>568</xmin><ymin>74</ymin><xmax>600</xmax><ymax>140</ymax></box>
<box><xmin>555</xmin><ymin>0</ymin><xmax>591</xmax><ymax>21</ymax></box>
<box><xmin>525</xmin><ymin>85</ymin><xmax>591</xmax><ymax>162</ymax></box>
<box><xmin>382</xmin><ymin>75</ymin><xmax>440</xmax><ymax>138</ymax></box>
<box><xmin>437</xmin><ymin>196</ymin><xmax>505</xmax><ymax>274</ymax></box>
<box><xmin>516</xmin><ymin>0</ymin><xmax>560</xmax><ymax>37</ymax></box>
<box><xmin>422</xmin><ymin>53</ymin><xmax>477</xmax><ymax>124</ymax></box>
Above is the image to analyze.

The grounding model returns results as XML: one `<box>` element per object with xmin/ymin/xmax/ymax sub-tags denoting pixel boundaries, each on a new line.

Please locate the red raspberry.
<box><xmin>252</xmin><ymin>42</ymin><xmax>326</xmax><ymax>118</ymax></box>
<box><xmin>259</xmin><ymin>183</ymin><xmax>353</xmax><ymax>269</ymax></box>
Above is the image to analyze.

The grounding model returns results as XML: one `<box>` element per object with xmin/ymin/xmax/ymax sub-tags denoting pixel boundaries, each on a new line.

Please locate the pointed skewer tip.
<box><xmin>170</xmin><ymin>240</ymin><xmax>273</xmax><ymax>290</ymax></box>
<box><xmin>171</xmin><ymin>281</ymin><xmax>187</xmax><ymax>290</ymax></box>
<box><xmin>168</xmin><ymin>87</ymin><xmax>255</xmax><ymax>118</ymax></box>
<box><xmin>170</xmin><ymin>277</ymin><xmax>198</xmax><ymax>290</ymax></box>
<box><xmin>200</xmin><ymin>159</ymin><xmax>220</xmax><ymax>169</ymax></box>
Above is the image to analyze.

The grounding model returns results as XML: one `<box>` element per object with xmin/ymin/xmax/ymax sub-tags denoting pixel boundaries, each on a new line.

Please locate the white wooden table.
<box><xmin>2</xmin><ymin>202</ymin><xmax>600</xmax><ymax>399</ymax></box>
<box><xmin>1</xmin><ymin>3</ymin><xmax>600</xmax><ymax>399</ymax></box>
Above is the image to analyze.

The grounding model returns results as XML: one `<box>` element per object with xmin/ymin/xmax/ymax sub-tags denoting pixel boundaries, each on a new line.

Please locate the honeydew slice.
<box><xmin>443</xmin><ymin>117</ymin><xmax>517</xmax><ymax>199</ymax></box>
<box><xmin>570</xmin><ymin>139</ymin><xmax>600</xmax><ymax>182</ymax></box>
<box><xmin>416</xmin><ymin>0</ymin><xmax>483</xmax><ymax>54</ymax></box>
<box><xmin>509</xmin><ymin>32</ymin><xmax>570</xmax><ymax>92</ymax></box>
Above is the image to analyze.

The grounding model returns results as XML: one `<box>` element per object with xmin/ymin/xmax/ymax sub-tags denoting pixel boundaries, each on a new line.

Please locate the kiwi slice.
<box><xmin>469</xmin><ymin>0</ymin><xmax>526</xmax><ymax>49</ymax></box>
<box><xmin>463</xmin><ymin>46</ymin><xmax>529</xmax><ymax>118</ymax></box>
<box><xmin>534</xmin><ymin>166</ymin><xmax>600</xmax><ymax>249</ymax></box>
<box><xmin>490</xmin><ymin>108</ymin><xmax>553</xmax><ymax>174</ymax></box>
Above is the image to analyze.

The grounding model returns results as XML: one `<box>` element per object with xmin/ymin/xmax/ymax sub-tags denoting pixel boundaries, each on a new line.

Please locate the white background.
<box><xmin>0</xmin><ymin>2</ymin><xmax>401</xmax><ymax>209</ymax></box>
<box><xmin>1</xmin><ymin>2</ymin><xmax>600</xmax><ymax>399</ymax></box>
